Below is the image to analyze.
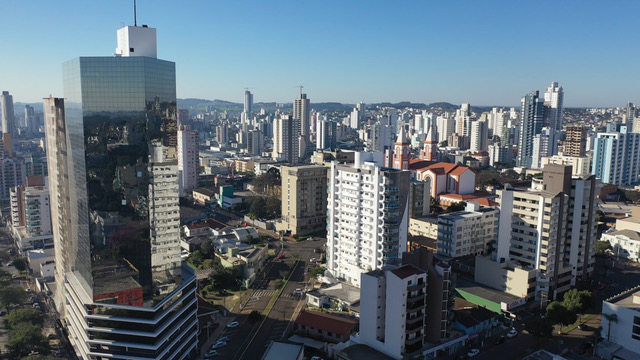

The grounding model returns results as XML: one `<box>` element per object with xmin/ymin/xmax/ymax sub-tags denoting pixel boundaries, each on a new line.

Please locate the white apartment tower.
<box><xmin>437</xmin><ymin>203</ymin><xmax>498</xmax><ymax>258</ymax></box>
<box><xmin>272</xmin><ymin>115</ymin><xmax>300</xmax><ymax>164</ymax></box>
<box><xmin>360</xmin><ymin>265</ymin><xmax>428</xmax><ymax>359</ymax></box>
<box><xmin>470</xmin><ymin>119</ymin><xmax>488</xmax><ymax>152</ymax></box>
<box><xmin>10</xmin><ymin>176</ymin><xmax>52</xmax><ymax>238</ymax></box>
<box><xmin>1</xmin><ymin>91</ymin><xmax>15</xmax><ymax>154</ymax></box>
<box><xmin>327</xmin><ymin>152</ymin><xmax>410</xmax><ymax>286</ymax></box>
<box><xmin>294</xmin><ymin>93</ymin><xmax>310</xmax><ymax>140</ymax></box>
<box><xmin>178</xmin><ymin>125</ymin><xmax>199</xmax><ymax>195</ymax></box>
<box><xmin>544</xmin><ymin>82</ymin><xmax>563</xmax><ymax>131</ymax></box>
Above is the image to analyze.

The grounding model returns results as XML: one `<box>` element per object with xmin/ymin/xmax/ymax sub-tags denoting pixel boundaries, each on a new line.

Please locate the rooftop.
<box><xmin>607</xmin><ymin>229</ymin><xmax>640</xmax><ymax>241</ymax></box>
<box><xmin>294</xmin><ymin>310</ymin><xmax>358</xmax><ymax>336</ymax></box>
<box><xmin>337</xmin><ymin>344</ymin><xmax>396</xmax><ymax>360</ymax></box>
<box><xmin>456</xmin><ymin>278</ymin><xmax>521</xmax><ymax>306</ymax></box>
<box><xmin>606</xmin><ymin>287</ymin><xmax>640</xmax><ymax>309</ymax></box>
<box><xmin>390</xmin><ymin>264</ymin><xmax>425</xmax><ymax>279</ymax></box>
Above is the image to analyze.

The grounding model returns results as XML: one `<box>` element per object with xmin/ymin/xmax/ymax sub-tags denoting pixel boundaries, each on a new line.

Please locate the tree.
<box><xmin>445</xmin><ymin>201</ymin><xmax>467</xmax><ymax>213</ymax></box>
<box><xmin>310</xmin><ymin>267</ymin><xmax>325</xmax><ymax>278</ymax></box>
<box><xmin>248</xmin><ymin>310</ymin><xmax>262</xmax><ymax>323</ymax></box>
<box><xmin>595</xmin><ymin>240</ymin><xmax>612</xmax><ymax>256</ymax></box>
<box><xmin>12</xmin><ymin>257</ymin><xmax>28</xmax><ymax>272</ymax></box>
<box><xmin>0</xmin><ymin>285</ymin><xmax>27</xmax><ymax>309</ymax></box>
<box><xmin>525</xmin><ymin>318</ymin><xmax>553</xmax><ymax>337</ymax></box>
<box><xmin>546</xmin><ymin>301</ymin><xmax>577</xmax><ymax>330</ymax></box>
<box><xmin>200</xmin><ymin>239</ymin><xmax>216</xmax><ymax>258</ymax></box>
<box><xmin>0</xmin><ymin>269</ymin><xmax>12</xmax><ymax>286</ymax></box>
<box><xmin>5</xmin><ymin>309</ymin><xmax>43</xmax><ymax>329</ymax></box>
<box><xmin>7</xmin><ymin>322</ymin><xmax>49</xmax><ymax>358</ymax></box>
<box><xmin>250</xmin><ymin>197</ymin><xmax>267</xmax><ymax>219</ymax></box>
<box><xmin>502</xmin><ymin>169</ymin><xmax>520</xmax><ymax>180</ymax></box>
<box><xmin>208</xmin><ymin>265</ymin><xmax>237</xmax><ymax>290</ymax></box>
<box><xmin>603</xmin><ymin>313</ymin><xmax>618</xmax><ymax>341</ymax></box>
<box><xmin>265</xmin><ymin>197</ymin><xmax>281</xmax><ymax>219</ymax></box>
<box><xmin>562</xmin><ymin>289</ymin><xmax>592</xmax><ymax>315</ymax></box>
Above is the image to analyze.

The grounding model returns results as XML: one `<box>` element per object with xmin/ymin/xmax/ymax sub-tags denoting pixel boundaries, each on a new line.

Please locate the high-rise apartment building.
<box><xmin>626</xmin><ymin>102</ymin><xmax>636</xmax><ymax>129</ymax></box>
<box><xmin>543</xmin><ymin>82</ymin><xmax>563</xmax><ymax>131</ymax></box>
<box><xmin>436</xmin><ymin>114</ymin><xmax>455</xmax><ymax>144</ymax></box>
<box><xmin>25</xmin><ymin>104</ymin><xmax>38</xmax><ymax>134</ymax></box>
<box><xmin>272</xmin><ymin>115</ymin><xmax>300</xmax><ymax>164</ymax></box>
<box><xmin>541</xmin><ymin>155</ymin><xmax>591</xmax><ymax>177</ymax></box>
<box><xmin>294</xmin><ymin>93</ymin><xmax>310</xmax><ymax>140</ymax></box>
<box><xmin>44</xmin><ymin>24</ymin><xmax>198</xmax><ymax>360</ymax></box>
<box><xmin>10</xmin><ymin>175</ymin><xmax>51</xmax><ymax>239</ymax></box>
<box><xmin>0</xmin><ymin>157</ymin><xmax>26</xmax><ymax>199</ymax></box>
<box><xmin>1</xmin><ymin>91</ymin><xmax>15</xmax><ymax>154</ymax></box>
<box><xmin>592</xmin><ymin>126</ymin><xmax>640</xmax><ymax>186</ymax></box>
<box><xmin>360</xmin><ymin>265</ymin><xmax>427</xmax><ymax>357</ymax></box>
<box><xmin>531</xmin><ymin>127</ymin><xmax>558</xmax><ymax>169</ymax></box>
<box><xmin>216</xmin><ymin>121</ymin><xmax>229</xmax><ymax>145</ymax></box>
<box><xmin>242</xmin><ymin>90</ymin><xmax>253</xmax><ymax>125</ymax></box>
<box><xmin>178</xmin><ymin>125</ymin><xmax>199</xmax><ymax>196</ymax></box>
<box><xmin>517</xmin><ymin>90</ymin><xmax>545</xmax><ymax>167</ymax></box>
<box><xmin>247</xmin><ymin>129</ymin><xmax>264</xmax><ymax>156</ymax></box>
<box><xmin>316</xmin><ymin>119</ymin><xmax>337</xmax><ymax>150</ymax></box>
<box><xmin>278</xmin><ymin>165</ymin><xmax>327</xmax><ymax>236</ymax></box>
<box><xmin>470</xmin><ymin>119</ymin><xmax>488</xmax><ymax>152</ymax></box>
<box><xmin>327</xmin><ymin>152</ymin><xmax>410</xmax><ymax>286</ymax></box>
<box><xmin>563</xmin><ymin>125</ymin><xmax>587</xmax><ymax>157</ymax></box>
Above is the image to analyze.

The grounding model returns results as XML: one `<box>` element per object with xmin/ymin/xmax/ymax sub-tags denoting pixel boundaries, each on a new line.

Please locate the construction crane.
<box><xmin>295</xmin><ymin>85</ymin><xmax>304</xmax><ymax>96</ymax></box>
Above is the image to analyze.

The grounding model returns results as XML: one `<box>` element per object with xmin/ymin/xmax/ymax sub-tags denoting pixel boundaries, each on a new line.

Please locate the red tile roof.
<box><xmin>295</xmin><ymin>311</ymin><xmax>358</xmax><ymax>336</ymax></box>
<box><xmin>390</xmin><ymin>264</ymin><xmax>425</xmax><ymax>279</ymax></box>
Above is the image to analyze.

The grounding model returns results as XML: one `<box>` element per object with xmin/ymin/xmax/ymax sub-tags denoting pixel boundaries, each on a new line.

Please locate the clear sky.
<box><xmin>1</xmin><ymin>0</ymin><xmax>638</xmax><ymax>107</ymax></box>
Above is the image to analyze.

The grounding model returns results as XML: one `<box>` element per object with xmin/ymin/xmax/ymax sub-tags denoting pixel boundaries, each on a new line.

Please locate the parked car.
<box><xmin>506</xmin><ymin>329</ymin><xmax>518</xmax><ymax>338</ymax></box>
<box><xmin>226</xmin><ymin>321</ymin><xmax>239</xmax><ymax>328</ymax></box>
<box><xmin>293</xmin><ymin>289</ymin><xmax>303</xmax><ymax>295</ymax></box>
<box><xmin>276</xmin><ymin>254</ymin><xmax>285</xmax><ymax>260</ymax></box>
<box><xmin>217</xmin><ymin>336</ymin><xmax>229</xmax><ymax>342</ymax></box>
<box><xmin>309</xmin><ymin>258</ymin><xmax>318</xmax><ymax>263</ymax></box>
<box><xmin>494</xmin><ymin>336</ymin><xmax>505</xmax><ymax>345</ymax></box>
<box><xmin>467</xmin><ymin>349</ymin><xmax>480</xmax><ymax>357</ymax></box>
<box><xmin>212</xmin><ymin>341</ymin><xmax>226</xmax><ymax>349</ymax></box>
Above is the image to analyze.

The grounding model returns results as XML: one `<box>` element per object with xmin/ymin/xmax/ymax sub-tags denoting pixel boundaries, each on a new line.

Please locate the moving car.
<box><xmin>506</xmin><ymin>329</ymin><xmax>518</xmax><ymax>338</ymax></box>
<box><xmin>212</xmin><ymin>341</ymin><xmax>226</xmax><ymax>349</ymax></box>
<box><xmin>217</xmin><ymin>336</ymin><xmax>229</xmax><ymax>342</ymax></box>
<box><xmin>226</xmin><ymin>321</ymin><xmax>239</xmax><ymax>328</ymax></box>
<box><xmin>467</xmin><ymin>349</ymin><xmax>480</xmax><ymax>357</ymax></box>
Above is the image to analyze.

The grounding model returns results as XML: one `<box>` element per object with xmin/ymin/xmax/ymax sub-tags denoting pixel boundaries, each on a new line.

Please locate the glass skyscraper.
<box><xmin>44</xmin><ymin>25</ymin><xmax>197</xmax><ymax>360</ymax></box>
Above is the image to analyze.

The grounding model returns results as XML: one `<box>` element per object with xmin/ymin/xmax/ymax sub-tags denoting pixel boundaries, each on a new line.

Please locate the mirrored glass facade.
<box><xmin>62</xmin><ymin>56</ymin><xmax>182</xmax><ymax>304</ymax></box>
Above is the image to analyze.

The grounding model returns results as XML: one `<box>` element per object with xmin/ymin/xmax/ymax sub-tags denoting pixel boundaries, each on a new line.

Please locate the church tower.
<box><xmin>422</xmin><ymin>120</ymin><xmax>439</xmax><ymax>161</ymax></box>
<box><xmin>393</xmin><ymin>126</ymin><xmax>410</xmax><ymax>170</ymax></box>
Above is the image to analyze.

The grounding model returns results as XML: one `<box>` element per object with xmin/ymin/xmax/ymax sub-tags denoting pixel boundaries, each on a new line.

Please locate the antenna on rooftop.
<box><xmin>295</xmin><ymin>85</ymin><xmax>304</xmax><ymax>96</ymax></box>
<box><xmin>134</xmin><ymin>0</ymin><xmax>137</xmax><ymax>26</ymax></box>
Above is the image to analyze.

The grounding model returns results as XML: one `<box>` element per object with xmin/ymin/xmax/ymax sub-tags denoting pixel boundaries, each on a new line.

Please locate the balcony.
<box><xmin>405</xmin><ymin>335</ymin><xmax>423</xmax><ymax>347</ymax></box>
<box><xmin>407</xmin><ymin>300</ymin><xmax>423</xmax><ymax>311</ymax></box>
<box><xmin>406</xmin><ymin>315</ymin><xmax>423</xmax><ymax>326</ymax></box>
<box><xmin>407</xmin><ymin>282</ymin><xmax>426</xmax><ymax>292</ymax></box>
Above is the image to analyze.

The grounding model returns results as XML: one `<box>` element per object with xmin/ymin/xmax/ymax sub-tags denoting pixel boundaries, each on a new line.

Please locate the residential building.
<box><xmin>592</xmin><ymin>126</ymin><xmax>640</xmax><ymax>186</ymax></box>
<box><xmin>470</xmin><ymin>119</ymin><xmax>488</xmax><ymax>152</ymax></box>
<box><xmin>1</xmin><ymin>91</ymin><xmax>15</xmax><ymax>154</ymax></box>
<box><xmin>178</xmin><ymin>125</ymin><xmax>199</xmax><ymax>196</ymax></box>
<box><xmin>541</xmin><ymin>155</ymin><xmax>591</xmax><ymax>177</ymax></box>
<box><xmin>360</xmin><ymin>265</ymin><xmax>427</xmax><ymax>358</ymax></box>
<box><xmin>294</xmin><ymin>310</ymin><xmax>359</xmax><ymax>343</ymax></box>
<box><xmin>543</xmin><ymin>82</ymin><xmax>563</xmax><ymax>131</ymax></box>
<box><xmin>242</xmin><ymin>90</ymin><xmax>253</xmax><ymax>124</ymax></box>
<box><xmin>517</xmin><ymin>90</ymin><xmax>545</xmax><ymax>167</ymax></box>
<box><xmin>0</xmin><ymin>156</ymin><xmax>26</xmax><ymax>199</ymax></box>
<box><xmin>294</xmin><ymin>93</ymin><xmax>310</xmax><ymax>141</ymax></box>
<box><xmin>316</xmin><ymin>119</ymin><xmax>337</xmax><ymax>150</ymax></box>
<box><xmin>9</xmin><ymin>176</ymin><xmax>52</xmax><ymax>252</ymax></box>
<box><xmin>563</xmin><ymin>125</ymin><xmax>587</xmax><ymax>157</ymax></box>
<box><xmin>247</xmin><ymin>129</ymin><xmax>264</xmax><ymax>156</ymax></box>
<box><xmin>602</xmin><ymin>229</ymin><xmax>640</xmax><ymax>262</ymax></box>
<box><xmin>327</xmin><ymin>152</ymin><xmax>410</xmax><ymax>286</ymax></box>
<box><xmin>487</xmin><ymin>143</ymin><xmax>512</xmax><ymax>167</ymax></box>
<box><xmin>216</xmin><ymin>121</ymin><xmax>229</xmax><ymax>145</ymax></box>
<box><xmin>402</xmin><ymin>247</ymin><xmax>455</xmax><ymax>343</ymax></box>
<box><xmin>25</xmin><ymin>104</ymin><xmax>38</xmax><ymax>134</ymax></box>
<box><xmin>277</xmin><ymin>165</ymin><xmax>327</xmax><ymax>236</ymax></box>
<box><xmin>437</xmin><ymin>202</ymin><xmax>498</xmax><ymax>258</ymax></box>
<box><xmin>409</xmin><ymin>216</ymin><xmax>438</xmax><ymax>239</ymax></box>
<box><xmin>599</xmin><ymin>288</ymin><xmax>640</xmax><ymax>359</ymax></box>
<box><xmin>474</xmin><ymin>256</ymin><xmax>537</xmax><ymax>302</ymax></box>
<box><xmin>44</xmin><ymin>24</ymin><xmax>197</xmax><ymax>359</ymax></box>
<box><xmin>436</xmin><ymin>115</ymin><xmax>456</xmax><ymax>144</ymax></box>
<box><xmin>409</xmin><ymin>179</ymin><xmax>431</xmax><ymax>218</ymax></box>
<box><xmin>272</xmin><ymin>115</ymin><xmax>300</xmax><ymax>164</ymax></box>
<box><xmin>531</xmin><ymin>127</ymin><xmax>558</xmax><ymax>169</ymax></box>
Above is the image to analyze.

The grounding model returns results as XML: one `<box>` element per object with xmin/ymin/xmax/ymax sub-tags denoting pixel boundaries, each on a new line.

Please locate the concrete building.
<box><xmin>277</xmin><ymin>165</ymin><xmax>327</xmax><ymax>237</ymax></box>
<box><xmin>602</xmin><ymin>229</ymin><xmax>640</xmax><ymax>262</ymax></box>
<box><xmin>273</xmin><ymin>115</ymin><xmax>300</xmax><ymax>164</ymax></box>
<box><xmin>488</xmin><ymin>143</ymin><xmax>512</xmax><ymax>167</ymax></box>
<box><xmin>409</xmin><ymin>180</ymin><xmax>431</xmax><ymax>219</ymax></box>
<box><xmin>437</xmin><ymin>202</ymin><xmax>498</xmax><ymax>258</ymax></box>
<box><xmin>1</xmin><ymin>91</ymin><xmax>15</xmax><ymax>154</ymax></box>
<box><xmin>543</xmin><ymin>82</ymin><xmax>563</xmax><ymax>131</ymax></box>
<box><xmin>316</xmin><ymin>119</ymin><xmax>337</xmax><ymax>150</ymax></box>
<box><xmin>360</xmin><ymin>265</ymin><xmax>427</xmax><ymax>358</ymax></box>
<box><xmin>470</xmin><ymin>119</ymin><xmax>488</xmax><ymax>152</ymax></box>
<box><xmin>327</xmin><ymin>152</ymin><xmax>410</xmax><ymax>286</ymax></box>
<box><xmin>531</xmin><ymin>127</ymin><xmax>558</xmax><ymax>169</ymax></box>
<box><xmin>247</xmin><ymin>129</ymin><xmax>264</xmax><ymax>156</ymax></box>
<box><xmin>0</xmin><ymin>156</ymin><xmax>26</xmax><ymax>199</ymax></box>
<box><xmin>541</xmin><ymin>155</ymin><xmax>591</xmax><ymax>177</ymax></box>
<box><xmin>294</xmin><ymin>93</ymin><xmax>310</xmax><ymax>141</ymax></box>
<box><xmin>178</xmin><ymin>125</ymin><xmax>199</xmax><ymax>196</ymax></box>
<box><xmin>9</xmin><ymin>176</ymin><xmax>53</xmax><ymax>253</ymax></box>
<box><xmin>474</xmin><ymin>256</ymin><xmax>537</xmax><ymax>302</ymax></box>
<box><xmin>563</xmin><ymin>125</ymin><xmax>587</xmax><ymax>157</ymax></box>
<box><xmin>436</xmin><ymin>115</ymin><xmax>456</xmax><ymax>144</ymax></box>
<box><xmin>599</xmin><ymin>288</ymin><xmax>640</xmax><ymax>359</ymax></box>
<box><xmin>592</xmin><ymin>126</ymin><xmax>640</xmax><ymax>186</ymax></box>
<box><xmin>44</xmin><ymin>24</ymin><xmax>197</xmax><ymax>359</ymax></box>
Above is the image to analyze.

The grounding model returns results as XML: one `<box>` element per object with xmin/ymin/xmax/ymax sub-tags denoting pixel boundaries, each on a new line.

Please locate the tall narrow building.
<box><xmin>294</xmin><ymin>93</ymin><xmax>310</xmax><ymax>141</ymax></box>
<box><xmin>563</xmin><ymin>125</ymin><xmax>587</xmax><ymax>157</ymax></box>
<box><xmin>242</xmin><ymin>90</ymin><xmax>253</xmax><ymax>125</ymax></box>
<box><xmin>278</xmin><ymin>165</ymin><xmax>327</xmax><ymax>236</ymax></box>
<box><xmin>1</xmin><ymin>91</ymin><xmax>15</xmax><ymax>154</ymax></box>
<box><xmin>178</xmin><ymin>125</ymin><xmax>199</xmax><ymax>196</ymax></box>
<box><xmin>44</xmin><ymin>24</ymin><xmax>198</xmax><ymax>360</ymax></box>
<box><xmin>543</xmin><ymin>82</ymin><xmax>563</xmax><ymax>131</ymax></box>
<box><xmin>592</xmin><ymin>125</ymin><xmax>640</xmax><ymax>186</ymax></box>
<box><xmin>327</xmin><ymin>152</ymin><xmax>410</xmax><ymax>286</ymax></box>
<box><xmin>272</xmin><ymin>115</ymin><xmax>300</xmax><ymax>164</ymax></box>
<box><xmin>517</xmin><ymin>90</ymin><xmax>545</xmax><ymax>168</ymax></box>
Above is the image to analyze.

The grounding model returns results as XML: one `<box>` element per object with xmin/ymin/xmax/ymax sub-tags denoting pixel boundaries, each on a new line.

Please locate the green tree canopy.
<box><xmin>250</xmin><ymin>197</ymin><xmax>267</xmax><ymax>219</ymax></box>
<box><xmin>12</xmin><ymin>258</ymin><xmax>28</xmax><ymax>272</ymax></box>
<box><xmin>5</xmin><ymin>309</ymin><xmax>44</xmax><ymax>329</ymax></box>
<box><xmin>208</xmin><ymin>264</ymin><xmax>237</xmax><ymax>290</ymax></box>
<box><xmin>200</xmin><ymin>239</ymin><xmax>216</xmax><ymax>258</ymax></box>
<box><xmin>248</xmin><ymin>310</ymin><xmax>262</xmax><ymax>322</ymax></box>
<box><xmin>595</xmin><ymin>240</ymin><xmax>612</xmax><ymax>256</ymax></box>
<box><xmin>0</xmin><ymin>285</ymin><xmax>27</xmax><ymax>308</ymax></box>
<box><xmin>546</xmin><ymin>301</ymin><xmax>577</xmax><ymax>328</ymax></box>
<box><xmin>562</xmin><ymin>289</ymin><xmax>592</xmax><ymax>314</ymax></box>
<box><xmin>310</xmin><ymin>267</ymin><xmax>325</xmax><ymax>278</ymax></box>
<box><xmin>7</xmin><ymin>322</ymin><xmax>49</xmax><ymax>358</ymax></box>
<box><xmin>266</xmin><ymin>197</ymin><xmax>281</xmax><ymax>219</ymax></box>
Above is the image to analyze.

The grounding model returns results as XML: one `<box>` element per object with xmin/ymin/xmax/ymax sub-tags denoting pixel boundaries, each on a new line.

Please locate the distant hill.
<box><xmin>14</xmin><ymin>102</ymin><xmax>44</xmax><ymax>113</ymax></box>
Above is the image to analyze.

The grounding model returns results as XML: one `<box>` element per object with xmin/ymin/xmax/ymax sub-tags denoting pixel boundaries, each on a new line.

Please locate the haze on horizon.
<box><xmin>1</xmin><ymin>1</ymin><xmax>638</xmax><ymax>108</ymax></box>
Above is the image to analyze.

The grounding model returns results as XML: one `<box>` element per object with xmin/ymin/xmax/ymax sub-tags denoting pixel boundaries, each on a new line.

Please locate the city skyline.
<box><xmin>1</xmin><ymin>1</ymin><xmax>639</xmax><ymax>107</ymax></box>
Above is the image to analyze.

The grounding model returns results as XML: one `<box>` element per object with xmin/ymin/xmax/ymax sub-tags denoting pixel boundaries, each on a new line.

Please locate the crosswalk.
<box><xmin>251</xmin><ymin>290</ymin><xmax>304</xmax><ymax>299</ymax></box>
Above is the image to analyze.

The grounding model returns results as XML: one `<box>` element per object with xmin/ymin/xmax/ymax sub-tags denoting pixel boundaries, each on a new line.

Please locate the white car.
<box><xmin>506</xmin><ymin>329</ymin><xmax>518</xmax><ymax>338</ymax></box>
<box><xmin>293</xmin><ymin>288</ymin><xmax>304</xmax><ymax>295</ymax></box>
<box><xmin>226</xmin><ymin>321</ymin><xmax>239</xmax><ymax>328</ymax></box>
<box><xmin>467</xmin><ymin>348</ymin><xmax>480</xmax><ymax>357</ymax></box>
<box><xmin>309</xmin><ymin>258</ymin><xmax>318</xmax><ymax>263</ymax></box>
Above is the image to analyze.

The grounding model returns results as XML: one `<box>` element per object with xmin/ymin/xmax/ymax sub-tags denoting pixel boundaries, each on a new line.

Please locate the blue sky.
<box><xmin>1</xmin><ymin>0</ymin><xmax>638</xmax><ymax>107</ymax></box>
